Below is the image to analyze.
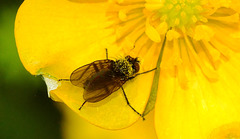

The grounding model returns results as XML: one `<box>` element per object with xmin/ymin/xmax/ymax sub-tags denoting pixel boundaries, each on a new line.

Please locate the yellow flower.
<box><xmin>15</xmin><ymin>0</ymin><xmax>240</xmax><ymax>138</ymax></box>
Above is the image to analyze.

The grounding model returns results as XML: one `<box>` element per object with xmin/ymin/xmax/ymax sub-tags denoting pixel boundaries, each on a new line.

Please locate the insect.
<box><xmin>59</xmin><ymin>49</ymin><xmax>156</xmax><ymax>120</ymax></box>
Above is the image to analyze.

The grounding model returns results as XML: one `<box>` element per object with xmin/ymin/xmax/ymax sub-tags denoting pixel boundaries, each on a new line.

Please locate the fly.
<box><xmin>59</xmin><ymin>49</ymin><xmax>156</xmax><ymax>120</ymax></box>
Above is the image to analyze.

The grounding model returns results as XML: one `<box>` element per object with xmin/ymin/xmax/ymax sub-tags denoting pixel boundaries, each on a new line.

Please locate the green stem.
<box><xmin>143</xmin><ymin>33</ymin><xmax>167</xmax><ymax>116</ymax></box>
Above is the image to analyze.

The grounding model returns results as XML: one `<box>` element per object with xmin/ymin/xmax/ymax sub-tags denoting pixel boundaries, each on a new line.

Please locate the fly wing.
<box><xmin>83</xmin><ymin>70</ymin><xmax>126</xmax><ymax>103</ymax></box>
<box><xmin>70</xmin><ymin>59</ymin><xmax>112</xmax><ymax>87</ymax></box>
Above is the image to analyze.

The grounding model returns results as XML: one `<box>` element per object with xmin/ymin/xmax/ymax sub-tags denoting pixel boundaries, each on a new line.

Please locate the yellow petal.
<box><xmin>209</xmin><ymin>122</ymin><xmax>240</xmax><ymax>139</ymax></box>
<box><xmin>69</xmin><ymin>0</ymin><xmax>107</xmax><ymax>3</ymax></box>
<box><xmin>61</xmin><ymin>104</ymin><xmax>157</xmax><ymax>139</ymax></box>
<box><xmin>155</xmin><ymin>50</ymin><xmax>240</xmax><ymax>138</ymax></box>
<box><xmin>15</xmin><ymin>0</ymin><xmax>154</xmax><ymax>129</ymax></box>
<box><xmin>15</xmin><ymin>0</ymin><xmax>115</xmax><ymax>76</ymax></box>
<box><xmin>231</xmin><ymin>0</ymin><xmax>240</xmax><ymax>13</ymax></box>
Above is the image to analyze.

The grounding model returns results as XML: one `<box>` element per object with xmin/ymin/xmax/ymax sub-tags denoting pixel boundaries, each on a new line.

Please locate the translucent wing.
<box><xmin>70</xmin><ymin>59</ymin><xmax>112</xmax><ymax>87</ymax></box>
<box><xmin>83</xmin><ymin>70</ymin><xmax>126</xmax><ymax>102</ymax></box>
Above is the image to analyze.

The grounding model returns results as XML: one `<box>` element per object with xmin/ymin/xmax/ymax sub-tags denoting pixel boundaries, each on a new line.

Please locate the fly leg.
<box><xmin>105</xmin><ymin>48</ymin><xmax>108</xmax><ymax>60</ymax></box>
<box><xmin>128</xmin><ymin>68</ymin><xmax>157</xmax><ymax>80</ymax></box>
<box><xmin>121</xmin><ymin>86</ymin><xmax>145</xmax><ymax>120</ymax></box>
<box><xmin>58</xmin><ymin>79</ymin><xmax>70</xmax><ymax>81</ymax></box>
<box><xmin>79</xmin><ymin>100</ymin><xmax>87</xmax><ymax>110</ymax></box>
<box><xmin>135</xmin><ymin>68</ymin><xmax>157</xmax><ymax>76</ymax></box>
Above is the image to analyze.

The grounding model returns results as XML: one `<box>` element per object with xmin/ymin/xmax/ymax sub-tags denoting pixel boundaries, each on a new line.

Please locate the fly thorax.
<box><xmin>112</xmin><ymin>59</ymin><xmax>134</xmax><ymax>78</ymax></box>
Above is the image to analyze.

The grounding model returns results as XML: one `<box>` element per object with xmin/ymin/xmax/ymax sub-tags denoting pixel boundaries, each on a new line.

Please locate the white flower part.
<box><xmin>42</xmin><ymin>75</ymin><xmax>59</xmax><ymax>98</ymax></box>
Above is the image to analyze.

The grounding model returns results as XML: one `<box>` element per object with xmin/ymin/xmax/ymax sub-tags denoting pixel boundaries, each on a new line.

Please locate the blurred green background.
<box><xmin>0</xmin><ymin>1</ymin><xmax>63</xmax><ymax>139</ymax></box>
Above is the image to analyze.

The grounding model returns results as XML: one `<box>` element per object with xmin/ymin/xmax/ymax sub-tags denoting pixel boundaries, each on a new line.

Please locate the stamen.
<box><xmin>184</xmin><ymin>35</ymin><xmax>218</xmax><ymax>80</ymax></box>
<box><xmin>145</xmin><ymin>17</ymin><xmax>161</xmax><ymax>42</ymax></box>
<box><xmin>206</xmin><ymin>13</ymin><xmax>239</xmax><ymax>23</ymax></box>
<box><xmin>210</xmin><ymin>39</ymin><xmax>230</xmax><ymax>58</ymax></box>
<box><xmin>202</xmin><ymin>40</ymin><xmax>221</xmax><ymax>62</ymax></box>
<box><xmin>193</xmin><ymin>25</ymin><xmax>215</xmax><ymax>41</ymax></box>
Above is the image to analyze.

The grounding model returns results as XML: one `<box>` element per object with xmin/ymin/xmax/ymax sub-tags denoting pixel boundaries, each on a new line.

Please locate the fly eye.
<box><xmin>133</xmin><ymin>63</ymin><xmax>140</xmax><ymax>73</ymax></box>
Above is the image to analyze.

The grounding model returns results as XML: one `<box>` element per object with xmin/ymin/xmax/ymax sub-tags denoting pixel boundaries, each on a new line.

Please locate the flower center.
<box><xmin>158</xmin><ymin>0</ymin><xmax>203</xmax><ymax>28</ymax></box>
